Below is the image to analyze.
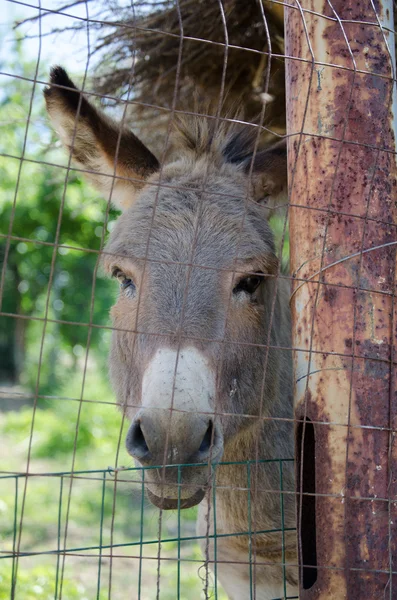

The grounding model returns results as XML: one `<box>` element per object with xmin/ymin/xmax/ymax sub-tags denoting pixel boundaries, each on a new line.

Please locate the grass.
<box><xmin>0</xmin><ymin>365</ymin><xmax>227</xmax><ymax>599</ymax></box>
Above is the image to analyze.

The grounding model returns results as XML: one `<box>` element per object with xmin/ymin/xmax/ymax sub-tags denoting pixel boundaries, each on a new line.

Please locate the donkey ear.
<box><xmin>243</xmin><ymin>139</ymin><xmax>288</xmax><ymax>212</ymax></box>
<box><xmin>44</xmin><ymin>66</ymin><xmax>159</xmax><ymax>210</ymax></box>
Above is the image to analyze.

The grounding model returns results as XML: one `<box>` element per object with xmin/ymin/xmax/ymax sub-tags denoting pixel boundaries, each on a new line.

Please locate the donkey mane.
<box><xmin>172</xmin><ymin>115</ymin><xmax>287</xmax><ymax>209</ymax></box>
<box><xmin>173</xmin><ymin>114</ymin><xmax>261</xmax><ymax>164</ymax></box>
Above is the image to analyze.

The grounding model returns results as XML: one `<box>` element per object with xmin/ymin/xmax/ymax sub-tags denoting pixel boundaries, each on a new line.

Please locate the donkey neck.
<box><xmin>214</xmin><ymin>418</ymin><xmax>293</xmax><ymax>524</ymax></box>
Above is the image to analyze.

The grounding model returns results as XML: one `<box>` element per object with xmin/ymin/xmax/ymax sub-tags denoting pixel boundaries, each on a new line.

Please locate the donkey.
<box><xmin>44</xmin><ymin>67</ymin><xmax>297</xmax><ymax>600</ymax></box>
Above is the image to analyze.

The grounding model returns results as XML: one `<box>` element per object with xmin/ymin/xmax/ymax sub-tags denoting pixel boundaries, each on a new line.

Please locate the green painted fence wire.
<box><xmin>10</xmin><ymin>477</ymin><xmax>18</xmax><ymax>597</ymax></box>
<box><xmin>1</xmin><ymin>459</ymin><xmax>296</xmax><ymax>600</ymax></box>
<box><xmin>137</xmin><ymin>467</ymin><xmax>145</xmax><ymax>600</ymax></box>
<box><xmin>54</xmin><ymin>476</ymin><xmax>63</xmax><ymax>600</ymax></box>
<box><xmin>96</xmin><ymin>472</ymin><xmax>106</xmax><ymax>600</ymax></box>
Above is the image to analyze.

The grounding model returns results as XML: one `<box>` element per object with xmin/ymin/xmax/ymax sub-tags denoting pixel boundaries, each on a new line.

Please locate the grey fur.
<box><xmin>45</xmin><ymin>69</ymin><xmax>297</xmax><ymax>597</ymax></box>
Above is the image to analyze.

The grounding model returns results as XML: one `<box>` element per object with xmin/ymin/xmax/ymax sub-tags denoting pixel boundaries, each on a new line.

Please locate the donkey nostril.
<box><xmin>199</xmin><ymin>421</ymin><xmax>214</xmax><ymax>454</ymax></box>
<box><xmin>134</xmin><ymin>423</ymin><xmax>149</xmax><ymax>451</ymax></box>
<box><xmin>127</xmin><ymin>421</ymin><xmax>150</xmax><ymax>459</ymax></box>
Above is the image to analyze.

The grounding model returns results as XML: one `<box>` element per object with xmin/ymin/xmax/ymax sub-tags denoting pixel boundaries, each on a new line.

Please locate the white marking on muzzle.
<box><xmin>141</xmin><ymin>347</ymin><xmax>215</xmax><ymax>415</ymax></box>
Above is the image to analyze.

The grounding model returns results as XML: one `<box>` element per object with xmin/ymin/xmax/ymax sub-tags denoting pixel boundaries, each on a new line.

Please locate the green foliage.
<box><xmin>269</xmin><ymin>213</ymin><xmax>290</xmax><ymax>273</ymax></box>
<box><xmin>0</xmin><ymin>563</ymin><xmax>91</xmax><ymax>600</ymax></box>
<box><xmin>1</xmin><ymin>369</ymin><xmax>124</xmax><ymax>465</ymax></box>
<box><xmin>0</xmin><ymin>38</ymin><xmax>118</xmax><ymax>391</ymax></box>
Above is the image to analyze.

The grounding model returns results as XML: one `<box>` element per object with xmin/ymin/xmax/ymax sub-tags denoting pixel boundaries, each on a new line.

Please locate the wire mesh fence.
<box><xmin>0</xmin><ymin>0</ymin><xmax>396</xmax><ymax>598</ymax></box>
<box><xmin>0</xmin><ymin>460</ymin><xmax>296</xmax><ymax>599</ymax></box>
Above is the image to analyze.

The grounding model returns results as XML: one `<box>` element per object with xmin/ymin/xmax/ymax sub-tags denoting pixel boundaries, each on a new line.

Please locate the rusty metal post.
<box><xmin>285</xmin><ymin>0</ymin><xmax>397</xmax><ymax>597</ymax></box>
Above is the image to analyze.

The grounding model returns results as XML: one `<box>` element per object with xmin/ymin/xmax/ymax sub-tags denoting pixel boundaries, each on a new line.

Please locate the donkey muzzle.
<box><xmin>126</xmin><ymin>411</ymin><xmax>223</xmax><ymax>509</ymax></box>
<box><xmin>126</xmin><ymin>346</ymin><xmax>223</xmax><ymax>509</ymax></box>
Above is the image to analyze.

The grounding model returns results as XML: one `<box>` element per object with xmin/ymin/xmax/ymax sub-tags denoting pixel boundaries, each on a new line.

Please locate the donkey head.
<box><xmin>45</xmin><ymin>67</ymin><xmax>288</xmax><ymax>510</ymax></box>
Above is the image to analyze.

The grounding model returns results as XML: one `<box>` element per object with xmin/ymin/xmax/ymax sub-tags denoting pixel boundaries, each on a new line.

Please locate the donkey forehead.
<box><xmin>105</xmin><ymin>175</ymin><xmax>274</xmax><ymax>269</ymax></box>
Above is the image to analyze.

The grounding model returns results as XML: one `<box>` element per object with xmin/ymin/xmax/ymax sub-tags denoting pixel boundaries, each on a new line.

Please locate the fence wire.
<box><xmin>0</xmin><ymin>461</ymin><xmax>297</xmax><ymax>599</ymax></box>
<box><xmin>0</xmin><ymin>0</ymin><xmax>396</xmax><ymax>599</ymax></box>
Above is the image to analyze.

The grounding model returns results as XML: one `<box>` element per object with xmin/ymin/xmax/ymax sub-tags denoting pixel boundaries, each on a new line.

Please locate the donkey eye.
<box><xmin>233</xmin><ymin>273</ymin><xmax>263</xmax><ymax>295</ymax></box>
<box><xmin>112</xmin><ymin>268</ymin><xmax>136</xmax><ymax>297</ymax></box>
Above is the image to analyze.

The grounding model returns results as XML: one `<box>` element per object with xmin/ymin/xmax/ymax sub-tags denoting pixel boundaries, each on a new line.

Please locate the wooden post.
<box><xmin>285</xmin><ymin>1</ymin><xmax>397</xmax><ymax>597</ymax></box>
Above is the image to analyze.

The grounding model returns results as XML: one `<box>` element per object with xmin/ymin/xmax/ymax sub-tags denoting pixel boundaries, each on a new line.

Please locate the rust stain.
<box><xmin>286</xmin><ymin>0</ymin><xmax>397</xmax><ymax>597</ymax></box>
